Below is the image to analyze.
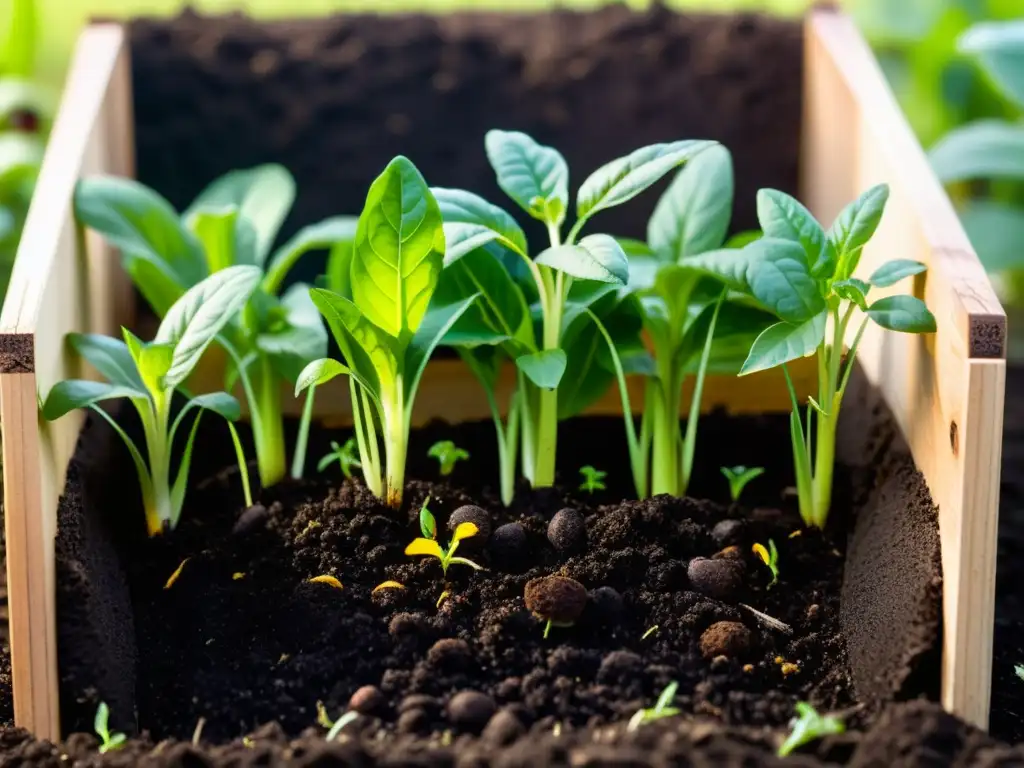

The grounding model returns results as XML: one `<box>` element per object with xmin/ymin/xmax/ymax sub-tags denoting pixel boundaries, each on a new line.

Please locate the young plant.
<box><xmin>434</xmin><ymin>131</ymin><xmax>719</xmax><ymax>503</ymax></box>
<box><xmin>1016</xmin><ymin>663</ymin><xmax>1024</xmax><ymax>682</ymax></box>
<box><xmin>721</xmin><ymin>465</ymin><xmax>764</xmax><ymax>502</ymax></box>
<box><xmin>753</xmin><ymin>539</ymin><xmax>779</xmax><ymax>588</ymax></box>
<box><xmin>316</xmin><ymin>701</ymin><xmax>359</xmax><ymax>741</ymax></box>
<box><xmin>94</xmin><ymin>702</ymin><xmax>127</xmax><ymax>754</ymax></box>
<box><xmin>428</xmin><ymin>440</ymin><xmax>469</xmax><ymax>476</ymax></box>
<box><xmin>627</xmin><ymin>682</ymin><xmax>680</xmax><ymax>731</ymax></box>
<box><xmin>74</xmin><ymin>165</ymin><xmax>358</xmax><ymax>489</ymax></box>
<box><xmin>777</xmin><ymin>702</ymin><xmax>844</xmax><ymax>757</ymax></box>
<box><xmin>41</xmin><ymin>267</ymin><xmax>259</xmax><ymax>535</ymax></box>
<box><xmin>578</xmin><ymin>465</ymin><xmax>606</xmax><ymax>493</ymax></box>
<box><xmin>690</xmin><ymin>185</ymin><xmax>936</xmax><ymax>528</ymax></box>
<box><xmin>296</xmin><ymin>156</ymin><xmax>477</xmax><ymax>506</ymax></box>
<box><xmin>317</xmin><ymin>437</ymin><xmax>361</xmax><ymax>479</ymax></box>
<box><xmin>405</xmin><ymin>521</ymin><xmax>483</xmax><ymax>576</ymax></box>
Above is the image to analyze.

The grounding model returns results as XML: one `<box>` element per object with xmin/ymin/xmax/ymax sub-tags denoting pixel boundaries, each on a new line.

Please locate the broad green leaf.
<box><xmin>156</xmin><ymin>265</ymin><xmax>262</xmax><ymax>388</ymax></box>
<box><xmin>515</xmin><ymin>349</ymin><xmax>567</xmax><ymax>389</ymax></box>
<box><xmin>617</xmin><ymin>238</ymin><xmax>656</xmax><ymax>259</ymax></box>
<box><xmin>351</xmin><ymin>156</ymin><xmax>444</xmax><ymax>338</ymax></box>
<box><xmin>187</xmin><ymin>207</ymin><xmax>259</xmax><ymax>272</ymax></box>
<box><xmin>929</xmin><ymin>120</ymin><xmax>1024</xmax><ymax>183</ymax></box>
<box><xmin>686</xmin><ymin>247</ymin><xmax>755</xmax><ymax>293</ymax></box>
<box><xmin>121</xmin><ymin>252</ymin><xmax>188</xmax><ymax>318</ymax></box>
<box><xmin>134</xmin><ymin>342</ymin><xmax>174</xmax><ymax>395</ymax></box>
<box><xmin>295</xmin><ymin>357</ymin><xmax>350</xmax><ymax>396</ymax></box>
<box><xmin>866</xmin><ymin>295</ymin><xmax>937</xmax><ymax>333</ymax></box>
<box><xmin>67</xmin><ymin>333</ymin><xmax>144</xmax><ymax>390</ymax></box>
<box><xmin>652</xmin><ymin>264</ymin><xmax>703</xmax><ymax>333</ymax></box>
<box><xmin>326</xmin><ymin>238</ymin><xmax>353</xmax><ymax>299</ymax></box>
<box><xmin>959</xmin><ymin>200</ymin><xmax>1024</xmax><ymax>273</ymax></box>
<box><xmin>0</xmin><ymin>0</ymin><xmax>36</xmax><ymax>77</ymax></box>
<box><xmin>576</xmin><ymin>140</ymin><xmax>715</xmax><ymax>221</ymax></box>
<box><xmin>432</xmin><ymin>187</ymin><xmax>528</xmax><ymax>255</ymax></box>
<box><xmin>188</xmin><ymin>391</ymin><xmax>241</xmax><ymax>421</ymax></box>
<box><xmin>724</xmin><ymin>230</ymin><xmax>762</xmax><ymax>248</ymax></box>
<box><xmin>833</xmin><ymin>278</ymin><xmax>870</xmax><ymax>311</ymax></box>
<box><xmin>41</xmin><ymin>380</ymin><xmax>143</xmax><ymax>421</ymax></box>
<box><xmin>404</xmin><ymin>296</ymin><xmax>479</xmax><ymax>410</ymax></box>
<box><xmin>868</xmin><ymin>259</ymin><xmax>927</xmax><ymax>288</ymax></box>
<box><xmin>264</xmin><ymin>216</ymin><xmax>358</xmax><ymax>293</ymax></box>
<box><xmin>959</xmin><ymin>21</ymin><xmax>1024</xmax><ymax>109</ymax></box>
<box><xmin>681</xmin><ymin>299</ymin><xmax>776</xmax><ymax>374</ymax></box>
<box><xmin>257</xmin><ymin>284</ymin><xmax>329</xmax><ymax>383</ymax></box>
<box><xmin>756</xmin><ymin>189</ymin><xmax>833</xmax><ymax>277</ymax></box>
<box><xmin>648</xmin><ymin>143</ymin><xmax>733</xmax><ymax>261</ymax></box>
<box><xmin>484</xmin><ymin>130</ymin><xmax>569</xmax><ymax>224</ymax></box>
<box><xmin>829</xmin><ymin>184</ymin><xmax>890</xmax><ymax>280</ymax></box>
<box><xmin>74</xmin><ymin>176</ymin><xmax>207</xmax><ymax>288</ymax></box>
<box><xmin>309</xmin><ymin>287</ymin><xmax>396</xmax><ymax>398</ymax></box>
<box><xmin>535</xmin><ymin>234</ymin><xmax>628</xmax><ymax>285</ymax></box>
<box><xmin>442</xmin><ymin>222</ymin><xmax>502</xmax><ymax>266</ymax></box>
<box><xmin>746</xmin><ymin>239</ymin><xmax>825</xmax><ymax>323</ymax></box>
<box><xmin>739</xmin><ymin>311</ymin><xmax>827</xmax><ymax>376</ymax></box>
<box><xmin>625</xmin><ymin>253</ymin><xmax>661</xmax><ymax>293</ymax></box>
<box><xmin>185</xmin><ymin>164</ymin><xmax>295</xmax><ymax>263</ymax></box>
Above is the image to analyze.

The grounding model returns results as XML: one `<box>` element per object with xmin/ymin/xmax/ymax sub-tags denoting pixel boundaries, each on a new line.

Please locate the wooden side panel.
<box><xmin>0</xmin><ymin>25</ymin><xmax>134</xmax><ymax>740</ymax></box>
<box><xmin>802</xmin><ymin>10</ymin><xmax>1006</xmax><ymax>728</ymax></box>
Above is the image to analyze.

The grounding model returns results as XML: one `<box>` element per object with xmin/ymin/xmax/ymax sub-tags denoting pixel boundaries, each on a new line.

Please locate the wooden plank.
<box><xmin>0</xmin><ymin>24</ymin><xmax>133</xmax><ymax>741</ymax></box>
<box><xmin>802</xmin><ymin>8</ymin><xmax>1006</xmax><ymax>728</ymax></box>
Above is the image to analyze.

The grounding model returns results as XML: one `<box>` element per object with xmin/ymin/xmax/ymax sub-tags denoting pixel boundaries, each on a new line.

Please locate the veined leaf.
<box><xmin>264</xmin><ymin>216</ymin><xmax>359</xmax><ymax>293</ymax></box>
<box><xmin>310</xmin><ymin>288</ymin><xmax>395</xmax><ymax>398</ymax></box>
<box><xmin>868</xmin><ymin>259</ymin><xmax>927</xmax><ymax>288</ymax></box>
<box><xmin>828</xmin><ymin>184</ymin><xmax>890</xmax><ymax>280</ymax></box>
<box><xmin>747</xmin><ymin>239</ymin><xmax>825</xmax><ymax>323</ymax></box>
<box><xmin>515</xmin><ymin>349</ymin><xmax>567</xmax><ymax>389</ymax></box>
<box><xmin>959</xmin><ymin>21</ymin><xmax>1024</xmax><ymax>108</ymax></box>
<box><xmin>442</xmin><ymin>222</ymin><xmax>502</xmax><ymax>266</ymax></box>
<box><xmin>187</xmin><ymin>207</ymin><xmax>259</xmax><ymax>271</ymax></box>
<box><xmin>866</xmin><ymin>295</ymin><xmax>936</xmax><ymax>333</ymax></box>
<box><xmin>576</xmin><ymin>140</ymin><xmax>716</xmax><ymax>221</ymax></box>
<box><xmin>155</xmin><ymin>265</ymin><xmax>262</xmax><ymax>389</ymax></box>
<box><xmin>404</xmin><ymin>296</ymin><xmax>479</xmax><ymax>410</ymax></box>
<box><xmin>686</xmin><ymin>246</ymin><xmax>756</xmax><ymax>293</ymax></box>
<box><xmin>67</xmin><ymin>333</ymin><xmax>144</xmax><ymax>390</ymax></box>
<box><xmin>756</xmin><ymin>189</ymin><xmax>832</xmax><ymax>277</ymax></box>
<box><xmin>295</xmin><ymin>358</ymin><xmax>350</xmax><ymax>396</ymax></box>
<box><xmin>432</xmin><ymin>187</ymin><xmax>528</xmax><ymax>255</ymax></box>
<box><xmin>535</xmin><ymin>234</ymin><xmax>628</xmax><ymax>285</ymax></box>
<box><xmin>41</xmin><ymin>380</ymin><xmax>144</xmax><ymax>420</ymax></box>
<box><xmin>437</xmin><ymin>247</ymin><xmax>531</xmax><ymax>349</ymax></box>
<box><xmin>257</xmin><ymin>284</ymin><xmax>329</xmax><ymax>383</ymax></box>
<box><xmin>484</xmin><ymin>130</ymin><xmax>569</xmax><ymax>224</ymax></box>
<box><xmin>351</xmin><ymin>156</ymin><xmax>444</xmax><ymax>338</ymax></box>
<box><xmin>648</xmin><ymin>143</ymin><xmax>733</xmax><ymax>261</ymax></box>
<box><xmin>740</xmin><ymin>311</ymin><xmax>827</xmax><ymax>376</ymax></box>
<box><xmin>133</xmin><ymin>342</ymin><xmax>174</xmax><ymax>396</ymax></box>
<box><xmin>833</xmin><ymin>278</ymin><xmax>870</xmax><ymax>311</ymax></box>
<box><xmin>930</xmin><ymin>120</ymin><xmax>1024</xmax><ymax>183</ymax></box>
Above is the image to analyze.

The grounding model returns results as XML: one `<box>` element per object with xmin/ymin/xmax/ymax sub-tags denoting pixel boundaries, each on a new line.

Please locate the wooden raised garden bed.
<box><xmin>0</xmin><ymin>4</ymin><xmax>1006</xmax><ymax>753</ymax></box>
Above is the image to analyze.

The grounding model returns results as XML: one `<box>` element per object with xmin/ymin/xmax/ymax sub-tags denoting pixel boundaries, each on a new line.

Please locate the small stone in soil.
<box><xmin>397</xmin><ymin>708</ymin><xmax>429</xmax><ymax>734</ymax></box>
<box><xmin>399</xmin><ymin>694</ymin><xmax>441</xmax><ymax>714</ymax></box>
<box><xmin>712</xmin><ymin>518</ymin><xmax>743</xmax><ymax>547</ymax></box>
<box><xmin>547</xmin><ymin>508</ymin><xmax>586</xmax><ymax>553</ymax></box>
<box><xmin>588</xmin><ymin>586</ymin><xmax>625</xmax><ymax>624</ymax></box>
<box><xmin>388</xmin><ymin>612</ymin><xmax>427</xmax><ymax>638</ymax></box>
<box><xmin>687</xmin><ymin>557</ymin><xmax>743</xmax><ymax>601</ymax></box>
<box><xmin>524</xmin><ymin>575</ymin><xmax>588</xmax><ymax>626</ymax></box>
<box><xmin>481</xmin><ymin>707</ymin><xmax>526</xmax><ymax>745</ymax></box>
<box><xmin>699</xmin><ymin>620</ymin><xmax>754</xmax><ymax>660</ymax></box>
<box><xmin>597</xmin><ymin>649</ymin><xmax>643</xmax><ymax>684</ymax></box>
<box><xmin>490</xmin><ymin>523</ymin><xmax>527</xmax><ymax>559</ymax></box>
<box><xmin>447</xmin><ymin>691</ymin><xmax>497</xmax><ymax>731</ymax></box>
<box><xmin>232</xmin><ymin>503</ymin><xmax>269</xmax><ymax>535</ymax></box>
<box><xmin>448</xmin><ymin>504</ymin><xmax>492</xmax><ymax>543</ymax></box>
<box><xmin>348</xmin><ymin>685</ymin><xmax>385</xmax><ymax>715</ymax></box>
<box><xmin>427</xmin><ymin>638</ymin><xmax>473</xmax><ymax>670</ymax></box>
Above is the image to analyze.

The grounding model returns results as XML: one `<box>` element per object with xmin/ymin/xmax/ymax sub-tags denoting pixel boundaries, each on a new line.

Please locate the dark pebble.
<box><xmin>699</xmin><ymin>621</ymin><xmax>754</xmax><ymax>659</ymax></box>
<box><xmin>426</xmin><ymin>638</ymin><xmax>473</xmax><ymax>670</ymax></box>
<box><xmin>232</xmin><ymin>503</ymin><xmax>269</xmax><ymax>535</ymax></box>
<box><xmin>447</xmin><ymin>691</ymin><xmax>497</xmax><ymax>731</ymax></box>
<box><xmin>491</xmin><ymin>523</ymin><xmax>527</xmax><ymax>559</ymax></box>
<box><xmin>388</xmin><ymin>612</ymin><xmax>427</xmax><ymax>638</ymax></box>
<box><xmin>524</xmin><ymin>575</ymin><xmax>588</xmax><ymax>626</ymax></box>
<box><xmin>547</xmin><ymin>508</ymin><xmax>586</xmax><ymax>553</ymax></box>
<box><xmin>597</xmin><ymin>650</ymin><xmax>643</xmax><ymax>684</ymax></box>
<box><xmin>481</xmin><ymin>708</ymin><xmax>526</xmax><ymax>745</ymax></box>
<box><xmin>448</xmin><ymin>504</ymin><xmax>492</xmax><ymax>544</ymax></box>
<box><xmin>399</xmin><ymin>694</ymin><xmax>440</xmax><ymax>714</ymax></box>
<box><xmin>397</xmin><ymin>708</ymin><xmax>428</xmax><ymax>734</ymax></box>
<box><xmin>348</xmin><ymin>685</ymin><xmax>385</xmax><ymax>715</ymax></box>
<box><xmin>589</xmin><ymin>586</ymin><xmax>625</xmax><ymax>624</ymax></box>
<box><xmin>711</xmin><ymin>518</ymin><xmax>743</xmax><ymax>547</ymax></box>
<box><xmin>687</xmin><ymin>557</ymin><xmax>743</xmax><ymax>601</ymax></box>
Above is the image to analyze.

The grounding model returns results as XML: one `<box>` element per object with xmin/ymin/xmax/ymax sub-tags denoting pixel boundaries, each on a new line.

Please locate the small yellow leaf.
<box><xmin>164</xmin><ymin>558</ymin><xmax>189</xmax><ymax>589</ymax></box>
<box><xmin>752</xmin><ymin>543</ymin><xmax>770</xmax><ymax>566</ymax></box>
<box><xmin>405</xmin><ymin>538</ymin><xmax>444</xmax><ymax>558</ymax></box>
<box><xmin>452</xmin><ymin>521</ymin><xmax>478</xmax><ymax>543</ymax></box>
<box><xmin>436</xmin><ymin>590</ymin><xmax>450</xmax><ymax>609</ymax></box>
<box><xmin>373</xmin><ymin>580</ymin><xmax>405</xmax><ymax>592</ymax></box>
<box><xmin>781</xmin><ymin>662</ymin><xmax>799</xmax><ymax>676</ymax></box>
<box><xmin>232</xmin><ymin>572</ymin><xmax>246</xmax><ymax>581</ymax></box>
<box><xmin>789</xmin><ymin>530</ymin><xmax>802</xmax><ymax>539</ymax></box>
<box><xmin>309</xmin><ymin>575</ymin><xmax>343</xmax><ymax>589</ymax></box>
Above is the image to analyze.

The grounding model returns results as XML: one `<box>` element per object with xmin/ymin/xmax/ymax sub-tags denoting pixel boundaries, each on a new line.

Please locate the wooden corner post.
<box><xmin>0</xmin><ymin>25</ymin><xmax>134</xmax><ymax>740</ymax></box>
<box><xmin>802</xmin><ymin>9</ymin><xmax>1006</xmax><ymax>729</ymax></box>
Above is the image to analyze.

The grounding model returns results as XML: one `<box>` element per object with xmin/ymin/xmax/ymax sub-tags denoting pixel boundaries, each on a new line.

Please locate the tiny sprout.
<box><xmin>164</xmin><ymin>558</ymin><xmax>189</xmax><ymax>590</ymax></box>
<box><xmin>436</xmin><ymin>590</ymin><xmax>450</xmax><ymax>609</ymax></box>
<box><xmin>428</xmin><ymin>440</ymin><xmax>470</xmax><ymax>476</ymax></box>
<box><xmin>373</xmin><ymin>580</ymin><xmax>405</xmax><ymax>592</ymax></box>
<box><xmin>778</xmin><ymin>702</ymin><xmax>844</xmax><ymax>757</ymax></box>
<box><xmin>317</xmin><ymin>701</ymin><xmax>360</xmax><ymax>741</ymax></box>
<box><xmin>406</xmin><ymin>521</ymin><xmax>484</xmax><ymax>576</ymax></box>
<box><xmin>721</xmin><ymin>465</ymin><xmax>765</xmax><ymax>502</ymax></box>
<box><xmin>752</xmin><ymin>539</ymin><xmax>779</xmax><ymax>588</ymax></box>
<box><xmin>578</xmin><ymin>465</ymin><xmax>607</xmax><ymax>493</ymax></box>
<box><xmin>318</xmin><ymin>437</ymin><xmax>361</xmax><ymax>479</ymax></box>
<box><xmin>309</xmin><ymin>575</ymin><xmax>343</xmax><ymax>589</ymax></box>
<box><xmin>419</xmin><ymin>495</ymin><xmax>437</xmax><ymax>539</ymax></box>
<box><xmin>1016</xmin><ymin>664</ymin><xmax>1024</xmax><ymax>682</ymax></box>
<box><xmin>94</xmin><ymin>702</ymin><xmax>127</xmax><ymax>753</ymax></box>
<box><xmin>641</xmin><ymin>625</ymin><xmax>659</xmax><ymax>640</ymax></box>
<box><xmin>627</xmin><ymin>682</ymin><xmax>680</xmax><ymax>731</ymax></box>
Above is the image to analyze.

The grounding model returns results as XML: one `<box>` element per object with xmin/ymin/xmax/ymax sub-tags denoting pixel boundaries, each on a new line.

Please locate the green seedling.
<box><xmin>721</xmin><ymin>465</ymin><xmax>765</xmax><ymax>502</ymax></box>
<box><xmin>74</xmin><ymin>165</ymin><xmax>357</xmax><ymax>489</ymax></box>
<box><xmin>317</xmin><ymin>437</ymin><xmax>361</xmax><ymax>479</ymax></box>
<box><xmin>627</xmin><ymin>682</ymin><xmax>680</xmax><ymax>731</ymax></box>
<box><xmin>641</xmin><ymin>625</ymin><xmax>659</xmax><ymax>640</ymax></box>
<box><xmin>428</xmin><ymin>440</ymin><xmax>470</xmax><ymax>476</ymax></box>
<box><xmin>435</xmin><ymin>131</ymin><xmax>719</xmax><ymax>505</ymax></box>
<box><xmin>298</xmin><ymin>156</ymin><xmax>477</xmax><ymax>507</ymax></box>
<box><xmin>42</xmin><ymin>267</ymin><xmax>259</xmax><ymax>535</ymax></box>
<box><xmin>690</xmin><ymin>186</ymin><xmax>936</xmax><ymax>528</ymax></box>
<box><xmin>94</xmin><ymin>702</ymin><xmax>126</xmax><ymax>754</ymax></box>
<box><xmin>419</xmin><ymin>495</ymin><xmax>437</xmax><ymax>539</ymax></box>
<box><xmin>405</xmin><ymin>499</ymin><xmax>483</xmax><ymax>576</ymax></box>
<box><xmin>317</xmin><ymin>701</ymin><xmax>359</xmax><ymax>741</ymax></box>
<box><xmin>778</xmin><ymin>702</ymin><xmax>845</xmax><ymax>757</ymax></box>
<box><xmin>578</xmin><ymin>465</ymin><xmax>607</xmax><ymax>493</ymax></box>
<box><xmin>1016</xmin><ymin>664</ymin><xmax>1024</xmax><ymax>682</ymax></box>
<box><xmin>753</xmin><ymin>540</ymin><xmax>780</xmax><ymax>589</ymax></box>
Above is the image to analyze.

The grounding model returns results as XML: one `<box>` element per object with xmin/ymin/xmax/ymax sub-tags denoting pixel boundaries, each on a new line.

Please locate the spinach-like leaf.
<box><xmin>485</xmin><ymin>130</ymin><xmax>569</xmax><ymax>225</ymax></box>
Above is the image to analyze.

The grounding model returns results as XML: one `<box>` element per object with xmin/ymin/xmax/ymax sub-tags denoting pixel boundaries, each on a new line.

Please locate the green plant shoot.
<box><xmin>94</xmin><ymin>702</ymin><xmax>127</xmax><ymax>754</ymax></box>
<box><xmin>419</xmin><ymin>495</ymin><xmax>437</xmax><ymax>539</ymax></box>
<box><xmin>74</xmin><ymin>165</ymin><xmax>358</xmax><ymax>489</ymax></box>
<box><xmin>778</xmin><ymin>702</ymin><xmax>845</xmax><ymax>757</ymax></box>
<box><xmin>1016</xmin><ymin>663</ymin><xmax>1024</xmax><ymax>682</ymax></box>
<box><xmin>297</xmin><ymin>156</ymin><xmax>477</xmax><ymax>507</ymax></box>
<box><xmin>428</xmin><ymin>440</ymin><xmax>469</xmax><ymax>476</ymax></box>
<box><xmin>433</xmin><ymin>131</ymin><xmax>719</xmax><ymax>503</ymax></box>
<box><xmin>405</xmin><ymin>520</ymin><xmax>483</xmax><ymax>576</ymax></box>
<box><xmin>578</xmin><ymin>465</ymin><xmax>607</xmax><ymax>493</ymax></box>
<box><xmin>752</xmin><ymin>539</ymin><xmax>779</xmax><ymax>588</ymax></box>
<box><xmin>316</xmin><ymin>701</ymin><xmax>359</xmax><ymax>741</ymax></box>
<box><xmin>42</xmin><ymin>267</ymin><xmax>259</xmax><ymax>535</ymax></box>
<box><xmin>690</xmin><ymin>185</ymin><xmax>936</xmax><ymax>528</ymax></box>
<box><xmin>627</xmin><ymin>682</ymin><xmax>680</xmax><ymax>731</ymax></box>
<box><xmin>721</xmin><ymin>465</ymin><xmax>765</xmax><ymax>502</ymax></box>
<box><xmin>317</xmin><ymin>438</ymin><xmax>361</xmax><ymax>479</ymax></box>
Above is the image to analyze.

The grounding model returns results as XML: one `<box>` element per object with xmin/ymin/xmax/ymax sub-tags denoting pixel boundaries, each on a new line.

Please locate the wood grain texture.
<box><xmin>802</xmin><ymin>8</ymin><xmax>1006</xmax><ymax>728</ymax></box>
<box><xmin>0</xmin><ymin>25</ymin><xmax>133</xmax><ymax>741</ymax></box>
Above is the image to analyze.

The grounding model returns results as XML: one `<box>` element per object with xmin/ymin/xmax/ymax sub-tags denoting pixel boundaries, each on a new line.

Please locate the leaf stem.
<box><xmin>227</xmin><ymin>421</ymin><xmax>253</xmax><ymax>508</ymax></box>
<box><xmin>291</xmin><ymin>383</ymin><xmax>317</xmax><ymax>480</ymax></box>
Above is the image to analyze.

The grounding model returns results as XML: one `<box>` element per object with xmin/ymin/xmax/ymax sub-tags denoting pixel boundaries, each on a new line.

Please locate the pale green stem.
<box><xmin>291</xmin><ymin>383</ymin><xmax>317</xmax><ymax>480</ymax></box>
<box><xmin>680</xmin><ymin>293</ymin><xmax>726</xmax><ymax>496</ymax></box>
